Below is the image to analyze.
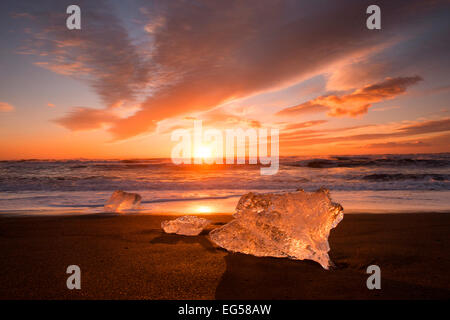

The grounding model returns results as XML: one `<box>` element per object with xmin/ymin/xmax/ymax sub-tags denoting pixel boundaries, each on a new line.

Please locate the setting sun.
<box><xmin>194</xmin><ymin>146</ymin><xmax>213</xmax><ymax>159</ymax></box>
<box><xmin>195</xmin><ymin>205</ymin><xmax>213</xmax><ymax>214</ymax></box>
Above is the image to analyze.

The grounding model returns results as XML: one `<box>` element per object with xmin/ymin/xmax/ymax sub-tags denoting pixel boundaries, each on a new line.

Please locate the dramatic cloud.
<box><xmin>277</xmin><ymin>76</ymin><xmax>423</xmax><ymax>117</ymax></box>
<box><xmin>13</xmin><ymin>0</ymin><xmax>449</xmax><ymax>140</ymax></box>
<box><xmin>0</xmin><ymin>102</ymin><xmax>15</xmax><ymax>112</ymax></box>
<box><xmin>17</xmin><ymin>0</ymin><xmax>153</xmax><ymax>108</ymax></box>
<box><xmin>106</xmin><ymin>0</ymin><xmax>439</xmax><ymax>140</ymax></box>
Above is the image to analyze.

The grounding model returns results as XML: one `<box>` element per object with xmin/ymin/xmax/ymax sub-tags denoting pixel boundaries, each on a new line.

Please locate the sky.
<box><xmin>0</xmin><ymin>0</ymin><xmax>449</xmax><ymax>159</ymax></box>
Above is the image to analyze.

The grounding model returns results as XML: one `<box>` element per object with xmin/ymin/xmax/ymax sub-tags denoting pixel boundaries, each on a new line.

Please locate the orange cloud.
<box><xmin>281</xmin><ymin>118</ymin><xmax>450</xmax><ymax>147</ymax></box>
<box><xmin>16</xmin><ymin>0</ymin><xmax>446</xmax><ymax>142</ymax></box>
<box><xmin>280</xmin><ymin>124</ymin><xmax>375</xmax><ymax>142</ymax></box>
<box><xmin>53</xmin><ymin>107</ymin><xmax>118</xmax><ymax>131</ymax></box>
<box><xmin>0</xmin><ymin>102</ymin><xmax>14</xmax><ymax>112</ymax></box>
<box><xmin>104</xmin><ymin>1</ymin><xmax>437</xmax><ymax>140</ymax></box>
<box><xmin>283</xmin><ymin>120</ymin><xmax>328</xmax><ymax>131</ymax></box>
<box><xmin>277</xmin><ymin>76</ymin><xmax>423</xmax><ymax>117</ymax></box>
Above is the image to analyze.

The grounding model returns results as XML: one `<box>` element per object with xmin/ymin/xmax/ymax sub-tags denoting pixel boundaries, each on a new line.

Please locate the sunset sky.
<box><xmin>0</xmin><ymin>0</ymin><xmax>449</xmax><ymax>159</ymax></box>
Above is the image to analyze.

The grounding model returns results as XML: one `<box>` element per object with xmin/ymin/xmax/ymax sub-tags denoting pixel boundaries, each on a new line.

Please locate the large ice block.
<box><xmin>104</xmin><ymin>190</ymin><xmax>142</xmax><ymax>213</ymax></box>
<box><xmin>161</xmin><ymin>216</ymin><xmax>211</xmax><ymax>236</ymax></box>
<box><xmin>209</xmin><ymin>189</ymin><xmax>343</xmax><ymax>269</ymax></box>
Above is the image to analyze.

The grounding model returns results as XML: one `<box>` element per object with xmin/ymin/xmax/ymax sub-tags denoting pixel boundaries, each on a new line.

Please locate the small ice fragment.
<box><xmin>104</xmin><ymin>190</ymin><xmax>142</xmax><ymax>213</ymax></box>
<box><xmin>209</xmin><ymin>188</ymin><xmax>344</xmax><ymax>269</ymax></box>
<box><xmin>161</xmin><ymin>216</ymin><xmax>211</xmax><ymax>236</ymax></box>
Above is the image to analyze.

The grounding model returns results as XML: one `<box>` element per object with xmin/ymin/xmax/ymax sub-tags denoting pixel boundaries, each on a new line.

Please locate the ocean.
<box><xmin>0</xmin><ymin>153</ymin><xmax>449</xmax><ymax>216</ymax></box>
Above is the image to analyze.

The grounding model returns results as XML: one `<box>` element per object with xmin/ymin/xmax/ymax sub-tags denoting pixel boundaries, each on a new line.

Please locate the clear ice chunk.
<box><xmin>104</xmin><ymin>190</ymin><xmax>142</xmax><ymax>213</ymax></box>
<box><xmin>161</xmin><ymin>216</ymin><xmax>211</xmax><ymax>236</ymax></box>
<box><xmin>209</xmin><ymin>189</ymin><xmax>344</xmax><ymax>269</ymax></box>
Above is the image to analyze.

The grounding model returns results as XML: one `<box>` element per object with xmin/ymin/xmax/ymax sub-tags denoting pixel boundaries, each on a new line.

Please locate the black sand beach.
<box><xmin>0</xmin><ymin>213</ymin><xmax>449</xmax><ymax>299</ymax></box>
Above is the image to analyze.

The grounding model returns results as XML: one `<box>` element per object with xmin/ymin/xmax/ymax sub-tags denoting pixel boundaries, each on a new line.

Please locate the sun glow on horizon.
<box><xmin>195</xmin><ymin>205</ymin><xmax>213</xmax><ymax>214</ymax></box>
<box><xmin>194</xmin><ymin>145</ymin><xmax>213</xmax><ymax>159</ymax></box>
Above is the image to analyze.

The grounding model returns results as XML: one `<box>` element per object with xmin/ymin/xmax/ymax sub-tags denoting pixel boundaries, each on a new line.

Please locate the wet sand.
<box><xmin>0</xmin><ymin>213</ymin><xmax>449</xmax><ymax>299</ymax></box>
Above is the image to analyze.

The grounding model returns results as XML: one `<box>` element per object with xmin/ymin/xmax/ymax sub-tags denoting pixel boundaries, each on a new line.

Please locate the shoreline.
<box><xmin>1</xmin><ymin>210</ymin><xmax>450</xmax><ymax>218</ymax></box>
<box><xmin>0</xmin><ymin>212</ymin><xmax>449</xmax><ymax>299</ymax></box>
<box><xmin>2</xmin><ymin>189</ymin><xmax>450</xmax><ymax>216</ymax></box>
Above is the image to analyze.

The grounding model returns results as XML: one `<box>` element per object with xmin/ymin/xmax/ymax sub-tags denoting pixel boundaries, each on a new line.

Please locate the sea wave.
<box><xmin>285</xmin><ymin>154</ymin><xmax>450</xmax><ymax>168</ymax></box>
<box><xmin>362</xmin><ymin>173</ymin><xmax>450</xmax><ymax>182</ymax></box>
<box><xmin>0</xmin><ymin>154</ymin><xmax>449</xmax><ymax>192</ymax></box>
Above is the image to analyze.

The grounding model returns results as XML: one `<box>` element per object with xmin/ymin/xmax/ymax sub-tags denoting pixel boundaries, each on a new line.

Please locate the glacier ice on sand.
<box><xmin>209</xmin><ymin>188</ymin><xmax>344</xmax><ymax>269</ymax></box>
<box><xmin>104</xmin><ymin>190</ymin><xmax>142</xmax><ymax>213</ymax></box>
<box><xmin>162</xmin><ymin>215</ymin><xmax>211</xmax><ymax>236</ymax></box>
